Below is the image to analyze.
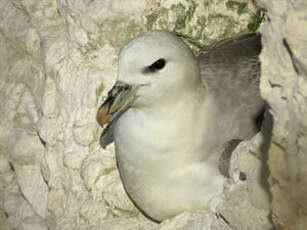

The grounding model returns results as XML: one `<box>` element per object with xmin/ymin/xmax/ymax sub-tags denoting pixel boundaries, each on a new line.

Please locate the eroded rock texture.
<box><xmin>0</xmin><ymin>0</ymin><xmax>306</xmax><ymax>229</ymax></box>
<box><xmin>258</xmin><ymin>0</ymin><xmax>307</xmax><ymax>229</ymax></box>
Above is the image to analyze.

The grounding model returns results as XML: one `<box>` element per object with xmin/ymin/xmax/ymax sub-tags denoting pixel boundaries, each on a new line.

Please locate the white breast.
<box><xmin>113</xmin><ymin>104</ymin><xmax>225</xmax><ymax>221</ymax></box>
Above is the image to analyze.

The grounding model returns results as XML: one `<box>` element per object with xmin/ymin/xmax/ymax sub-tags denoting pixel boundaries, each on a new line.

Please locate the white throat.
<box><xmin>113</xmin><ymin>86</ymin><xmax>225</xmax><ymax>221</ymax></box>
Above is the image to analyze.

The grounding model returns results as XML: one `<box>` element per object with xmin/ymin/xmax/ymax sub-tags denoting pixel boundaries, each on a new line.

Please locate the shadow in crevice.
<box><xmin>258</xmin><ymin>102</ymin><xmax>275</xmax><ymax>227</ymax></box>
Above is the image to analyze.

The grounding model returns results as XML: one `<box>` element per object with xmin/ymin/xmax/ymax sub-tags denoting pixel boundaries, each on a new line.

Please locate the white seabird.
<box><xmin>97</xmin><ymin>31</ymin><xmax>263</xmax><ymax>221</ymax></box>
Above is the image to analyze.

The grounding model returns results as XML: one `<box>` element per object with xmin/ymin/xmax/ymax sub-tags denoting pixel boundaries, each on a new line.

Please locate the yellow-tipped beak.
<box><xmin>96</xmin><ymin>81</ymin><xmax>140</xmax><ymax>127</ymax></box>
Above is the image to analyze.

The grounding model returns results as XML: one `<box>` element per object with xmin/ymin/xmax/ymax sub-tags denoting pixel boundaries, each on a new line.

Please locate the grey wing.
<box><xmin>197</xmin><ymin>33</ymin><xmax>264</xmax><ymax>141</ymax></box>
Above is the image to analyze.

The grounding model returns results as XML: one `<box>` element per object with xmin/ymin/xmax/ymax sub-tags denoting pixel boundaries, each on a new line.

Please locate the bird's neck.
<box><xmin>138</xmin><ymin>85</ymin><xmax>206</xmax><ymax>121</ymax></box>
<box><xmin>113</xmin><ymin>85</ymin><xmax>224</xmax><ymax>222</ymax></box>
<box><xmin>115</xmin><ymin>85</ymin><xmax>219</xmax><ymax>162</ymax></box>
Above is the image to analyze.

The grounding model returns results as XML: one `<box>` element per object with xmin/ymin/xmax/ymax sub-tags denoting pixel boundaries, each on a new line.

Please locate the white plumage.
<box><xmin>97</xmin><ymin>31</ymin><xmax>263</xmax><ymax>221</ymax></box>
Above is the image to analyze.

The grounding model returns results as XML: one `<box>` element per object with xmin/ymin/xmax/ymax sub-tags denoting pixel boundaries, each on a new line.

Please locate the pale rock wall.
<box><xmin>0</xmin><ymin>0</ymin><xmax>305</xmax><ymax>229</ymax></box>
<box><xmin>257</xmin><ymin>0</ymin><xmax>307</xmax><ymax>229</ymax></box>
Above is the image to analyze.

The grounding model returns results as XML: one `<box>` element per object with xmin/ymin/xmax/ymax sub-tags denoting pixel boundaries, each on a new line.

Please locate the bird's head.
<box><xmin>97</xmin><ymin>30</ymin><xmax>201</xmax><ymax>127</ymax></box>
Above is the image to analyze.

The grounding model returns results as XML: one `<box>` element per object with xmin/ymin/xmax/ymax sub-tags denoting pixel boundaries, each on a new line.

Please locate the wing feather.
<box><xmin>197</xmin><ymin>33</ymin><xmax>264</xmax><ymax>141</ymax></box>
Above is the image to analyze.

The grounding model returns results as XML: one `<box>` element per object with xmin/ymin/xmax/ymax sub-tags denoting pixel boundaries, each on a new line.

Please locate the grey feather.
<box><xmin>99</xmin><ymin>33</ymin><xmax>264</xmax><ymax>149</ymax></box>
<box><xmin>197</xmin><ymin>33</ymin><xmax>264</xmax><ymax>142</ymax></box>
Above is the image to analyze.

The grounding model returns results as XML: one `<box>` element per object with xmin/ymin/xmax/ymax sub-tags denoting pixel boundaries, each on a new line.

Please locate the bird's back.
<box><xmin>197</xmin><ymin>33</ymin><xmax>264</xmax><ymax>142</ymax></box>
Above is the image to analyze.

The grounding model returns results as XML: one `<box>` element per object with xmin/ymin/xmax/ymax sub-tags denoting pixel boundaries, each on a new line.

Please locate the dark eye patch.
<box><xmin>143</xmin><ymin>58</ymin><xmax>166</xmax><ymax>74</ymax></box>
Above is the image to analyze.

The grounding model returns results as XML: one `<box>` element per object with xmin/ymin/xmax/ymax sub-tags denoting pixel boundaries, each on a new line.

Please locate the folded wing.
<box><xmin>197</xmin><ymin>33</ymin><xmax>264</xmax><ymax>142</ymax></box>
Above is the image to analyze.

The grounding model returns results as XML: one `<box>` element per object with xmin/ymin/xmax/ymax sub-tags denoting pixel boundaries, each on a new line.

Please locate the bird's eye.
<box><xmin>143</xmin><ymin>58</ymin><xmax>166</xmax><ymax>74</ymax></box>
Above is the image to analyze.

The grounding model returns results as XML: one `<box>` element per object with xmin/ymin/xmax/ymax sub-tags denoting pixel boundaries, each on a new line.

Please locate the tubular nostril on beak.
<box><xmin>96</xmin><ymin>81</ymin><xmax>147</xmax><ymax>128</ymax></box>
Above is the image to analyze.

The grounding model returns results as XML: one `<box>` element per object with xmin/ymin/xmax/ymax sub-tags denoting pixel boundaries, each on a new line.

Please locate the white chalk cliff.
<box><xmin>0</xmin><ymin>0</ymin><xmax>306</xmax><ymax>229</ymax></box>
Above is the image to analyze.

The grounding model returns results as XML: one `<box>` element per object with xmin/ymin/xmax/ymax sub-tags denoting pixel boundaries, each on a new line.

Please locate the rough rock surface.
<box><xmin>257</xmin><ymin>0</ymin><xmax>307</xmax><ymax>229</ymax></box>
<box><xmin>0</xmin><ymin>0</ymin><xmax>306</xmax><ymax>229</ymax></box>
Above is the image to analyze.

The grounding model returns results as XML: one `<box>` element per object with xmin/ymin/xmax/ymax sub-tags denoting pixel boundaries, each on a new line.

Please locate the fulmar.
<box><xmin>96</xmin><ymin>31</ymin><xmax>263</xmax><ymax>221</ymax></box>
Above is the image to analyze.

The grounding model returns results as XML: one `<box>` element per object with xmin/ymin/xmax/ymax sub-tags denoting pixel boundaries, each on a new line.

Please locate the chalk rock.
<box><xmin>15</xmin><ymin>165</ymin><xmax>48</xmax><ymax>218</ymax></box>
<box><xmin>257</xmin><ymin>0</ymin><xmax>307</xmax><ymax>229</ymax></box>
<box><xmin>3</xmin><ymin>0</ymin><xmax>301</xmax><ymax>229</ymax></box>
<box><xmin>211</xmin><ymin>128</ymin><xmax>272</xmax><ymax>230</ymax></box>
